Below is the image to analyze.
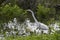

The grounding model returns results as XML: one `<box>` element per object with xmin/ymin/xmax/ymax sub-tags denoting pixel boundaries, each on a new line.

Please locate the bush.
<box><xmin>0</xmin><ymin>4</ymin><xmax>25</xmax><ymax>23</ymax></box>
<box><xmin>37</xmin><ymin>4</ymin><xmax>50</xmax><ymax>24</ymax></box>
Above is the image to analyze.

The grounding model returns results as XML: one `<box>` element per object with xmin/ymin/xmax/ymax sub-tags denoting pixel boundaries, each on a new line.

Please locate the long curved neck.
<box><xmin>26</xmin><ymin>9</ymin><xmax>38</xmax><ymax>23</ymax></box>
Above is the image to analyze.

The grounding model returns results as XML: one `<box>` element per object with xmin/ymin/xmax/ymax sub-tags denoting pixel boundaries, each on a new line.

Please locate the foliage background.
<box><xmin>0</xmin><ymin>0</ymin><xmax>60</xmax><ymax>24</ymax></box>
<box><xmin>0</xmin><ymin>0</ymin><xmax>60</xmax><ymax>40</ymax></box>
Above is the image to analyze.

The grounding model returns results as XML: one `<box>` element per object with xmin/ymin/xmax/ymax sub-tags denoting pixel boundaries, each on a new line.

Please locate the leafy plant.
<box><xmin>0</xmin><ymin>4</ymin><xmax>24</xmax><ymax>23</ymax></box>
<box><xmin>37</xmin><ymin>4</ymin><xmax>50</xmax><ymax>24</ymax></box>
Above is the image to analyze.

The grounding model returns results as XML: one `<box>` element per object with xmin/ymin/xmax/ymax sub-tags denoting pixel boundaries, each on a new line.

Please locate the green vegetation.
<box><xmin>0</xmin><ymin>4</ymin><xmax>25</xmax><ymax>23</ymax></box>
<box><xmin>4</xmin><ymin>33</ymin><xmax>60</xmax><ymax>40</ymax></box>
<box><xmin>0</xmin><ymin>0</ymin><xmax>60</xmax><ymax>40</ymax></box>
<box><xmin>0</xmin><ymin>4</ymin><xmax>56</xmax><ymax>24</ymax></box>
<box><xmin>37</xmin><ymin>4</ymin><xmax>50</xmax><ymax>24</ymax></box>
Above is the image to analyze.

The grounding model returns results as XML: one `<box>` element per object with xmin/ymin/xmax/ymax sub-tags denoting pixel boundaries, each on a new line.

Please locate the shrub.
<box><xmin>0</xmin><ymin>4</ymin><xmax>25</xmax><ymax>23</ymax></box>
<box><xmin>37</xmin><ymin>4</ymin><xmax>50</xmax><ymax>24</ymax></box>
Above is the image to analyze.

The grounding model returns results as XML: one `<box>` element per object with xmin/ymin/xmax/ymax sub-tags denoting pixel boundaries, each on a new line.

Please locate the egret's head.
<box><xmin>26</xmin><ymin>9</ymin><xmax>33</xmax><ymax>13</ymax></box>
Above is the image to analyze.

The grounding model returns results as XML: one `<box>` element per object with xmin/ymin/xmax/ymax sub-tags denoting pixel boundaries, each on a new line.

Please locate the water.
<box><xmin>0</xmin><ymin>35</ymin><xmax>5</xmax><ymax>40</ymax></box>
<box><xmin>49</xmin><ymin>22</ymin><xmax>60</xmax><ymax>34</ymax></box>
<box><xmin>0</xmin><ymin>18</ymin><xmax>60</xmax><ymax>37</ymax></box>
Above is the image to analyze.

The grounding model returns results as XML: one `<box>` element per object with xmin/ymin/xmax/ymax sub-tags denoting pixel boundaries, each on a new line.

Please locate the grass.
<box><xmin>4</xmin><ymin>33</ymin><xmax>60</xmax><ymax>40</ymax></box>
